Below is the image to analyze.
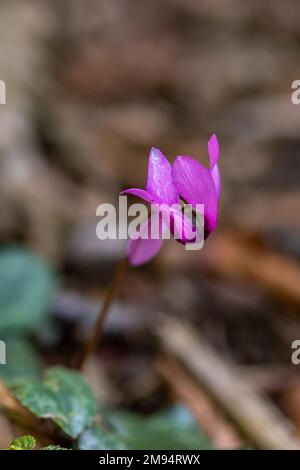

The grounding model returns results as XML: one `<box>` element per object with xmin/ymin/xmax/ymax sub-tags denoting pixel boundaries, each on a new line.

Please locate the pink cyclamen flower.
<box><xmin>172</xmin><ymin>134</ymin><xmax>220</xmax><ymax>238</ymax></box>
<box><xmin>121</xmin><ymin>135</ymin><xmax>220</xmax><ymax>266</ymax></box>
<box><xmin>121</xmin><ymin>147</ymin><xmax>196</xmax><ymax>266</ymax></box>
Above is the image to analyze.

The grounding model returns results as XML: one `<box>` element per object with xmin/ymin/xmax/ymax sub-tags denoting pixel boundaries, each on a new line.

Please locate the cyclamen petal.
<box><xmin>146</xmin><ymin>147</ymin><xmax>179</xmax><ymax>205</ymax></box>
<box><xmin>120</xmin><ymin>188</ymin><xmax>158</xmax><ymax>204</ymax></box>
<box><xmin>172</xmin><ymin>156</ymin><xmax>218</xmax><ymax>236</ymax></box>
<box><xmin>169</xmin><ymin>207</ymin><xmax>197</xmax><ymax>244</ymax></box>
<box><xmin>128</xmin><ymin>214</ymin><xmax>167</xmax><ymax>266</ymax></box>
<box><xmin>208</xmin><ymin>134</ymin><xmax>220</xmax><ymax>199</ymax></box>
<box><xmin>208</xmin><ymin>134</ymin><xmax>219</xmax><ymax>168</ymax></box>
<box><xmin>210</xmin><ymin>164</ymin><xmax>220</xmax><ymax>200</ymax></box>
<box><xmin>128</xmin><ymin>235</ymin><xmax>164</xmax><ymax>267</ymax></box>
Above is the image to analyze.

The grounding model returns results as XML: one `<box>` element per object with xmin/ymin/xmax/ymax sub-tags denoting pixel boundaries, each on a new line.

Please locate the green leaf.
<box><xmin>0</xmin><ymin>247</ymin><xmax>56</xmax><ymax>332</ymax></box>
<box><xmin>0</xmin><ymin>338</ymin><xmax>42</xmax><ymax>382</ymax></box>
<box><xmin>78</xmin><ymin>405</ymin><xmax>212</xmax><ymax>451</ymax></box>
<box><xmin>41</xmin><ymin>445</ymin><xmax>69</xmax><ymax>450</ymax></box>
<box><xmin>8</xmin><ymin>366</ymin><xmax>98</xmax><ymax>439</ymax></box>
<box><xmin>9</xmin><ymin>435</ymin><xmax>36</xmax><ymax>450</ymax></box>
<box><xmin>78</xmin><ymin>425</ymin><xmax>129</xmax><ymax>450</ymax></box>
<box><xmin>115</xmin><ymin>406</ymin><xmax>212</xmax><ymax>450</ymax></box>
<box><xmin>8</xmin><ymin>436</ymin><xmax>69</xmax><ymax>451</ymax></box>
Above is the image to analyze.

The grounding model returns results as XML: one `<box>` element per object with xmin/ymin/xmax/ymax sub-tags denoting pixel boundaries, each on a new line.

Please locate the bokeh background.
<box><xmin>1</xmin><ymin>0</ymin><xmax>300</xmax><ymax>450</ymax></box>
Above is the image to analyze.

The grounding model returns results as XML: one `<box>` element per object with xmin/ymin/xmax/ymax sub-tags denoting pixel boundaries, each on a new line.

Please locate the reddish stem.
<box><xmin>76</xmin><ymin>258</ymin><xmax>128</xmax><ymax>370</ymax></box>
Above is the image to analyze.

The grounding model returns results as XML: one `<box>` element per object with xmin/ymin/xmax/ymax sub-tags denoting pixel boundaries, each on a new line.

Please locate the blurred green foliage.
<box><xmin>0</xmin><ymin>338</ymin><xmax>41</xmax><ymax>382</ymax></box>
<box><xmin>0</xmin><ymin>247</ymin><xmax>56</xmax><ymax>332</ymax></box>
<box><xmin>0</xmin><ymin>248</ymin><xmax>211</xmax><ymax>450</ymax></box>
<box><xmin>0</xmin><ymin>247</ymin><xmax>56</xmax><ymax>383</ymax></box>
<box><xmin>7</xmin><ymin>366</ymin><xmax>211</xmax><ymax>450</ymax></box>
<box><xmin>113</xmin><ymin>406</ymin><xmax>212</xmax><ymax>450</ymax></box>
<box><xmin>79</xmin><ymin>406</ymin><xmax>211</xmax><ymax>450</ymax></box>
<box><xmin>78</xmin><ymin>425</ymin><xmax>128</xmax><ymax>450</ymax></box>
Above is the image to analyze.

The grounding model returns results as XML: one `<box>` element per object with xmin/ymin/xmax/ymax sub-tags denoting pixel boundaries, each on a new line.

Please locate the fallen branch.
<box><xmin>236</xmin><ymin>365</ymin><xmax>300</xmax><ymax>393</ymax></box>
<box><xmin>0</xmin><ymin>382</ymin><xmax>57</xmax><ymax>443</ymax></box>
<box><xmin>157</xmin><ymin>355</ymin><xmax>243</xmax><ymax>449</ymax></box>
<box><xmin>157</xmin><ymin>318</ymin><xmax>300</xmax><ymax>450</ymax></box>
<box><xmin>0</xmin><ymin>413</ymin><xmax>14</xmax><ymax>450</ymax></box>
<box><xmin>202</xmin><ymin>230</ymin><xmax>300</xmax><ymax>307</ymax></box>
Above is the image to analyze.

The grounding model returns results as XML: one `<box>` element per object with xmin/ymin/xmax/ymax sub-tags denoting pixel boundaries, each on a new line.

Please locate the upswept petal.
<box><xmin>172</xmin><ymin>156</ymin><xmax>218</xmax><ymax>236</ymax></box>
<box><xmin>208</xmin><ymin>134</ymin><xmax>219</xmax><ymax>167</ymax></box>
<box><xmin>208</xmin><ymin>134</ymin><xmax>220</xmax><ymax>199</ymax></box>
<box><xmin>146</xmin><ymin>147</ymin><xmax>179</xmax><ymax>205</ymax></box>
<box><xmin>210</xmin><ymin>164</ymin><xmax>220</xmax><ymax>200</ymax></box>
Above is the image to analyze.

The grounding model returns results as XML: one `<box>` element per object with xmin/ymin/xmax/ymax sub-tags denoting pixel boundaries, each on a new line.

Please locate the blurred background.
<box><xmin>1</xmin><ymin>0</ymin><xmax>300</xmax><ymax>450</ymax></box>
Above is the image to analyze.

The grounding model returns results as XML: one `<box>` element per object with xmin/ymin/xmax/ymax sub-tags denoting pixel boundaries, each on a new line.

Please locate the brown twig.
<box><xmin>0</xmin><ymin>382</ymin><xmax>54</xmax><ymax>442</ymax></box>
<box><xmin>202</xmin><ymin>230</ymin><xmax>300</xmax><ymax>307</ymax></box>
<box><xmin>157</xmin><ymin>318</ymin><xmax>300</xmax><ymax>450</ymax></box>
<box><xmin>76</xmin><ymin>258</ymin><xmax>128</xmax><ymax>370</ymax></box>
<box><xmin>0</xmin><ymin>413</ymin><xmax>14</xmax><ymax>450</ymax></box>
<box><xmin>157</xmin><ymin>354</ymin><xmax>243</xmax><ymax>449</ymax></box>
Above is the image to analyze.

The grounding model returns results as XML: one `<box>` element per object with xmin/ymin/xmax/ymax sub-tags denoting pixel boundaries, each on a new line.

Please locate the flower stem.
<box><xmin>76</xmin><ymin>258</ymin><xmax>128</xmax><ymax>370</ymax></box>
